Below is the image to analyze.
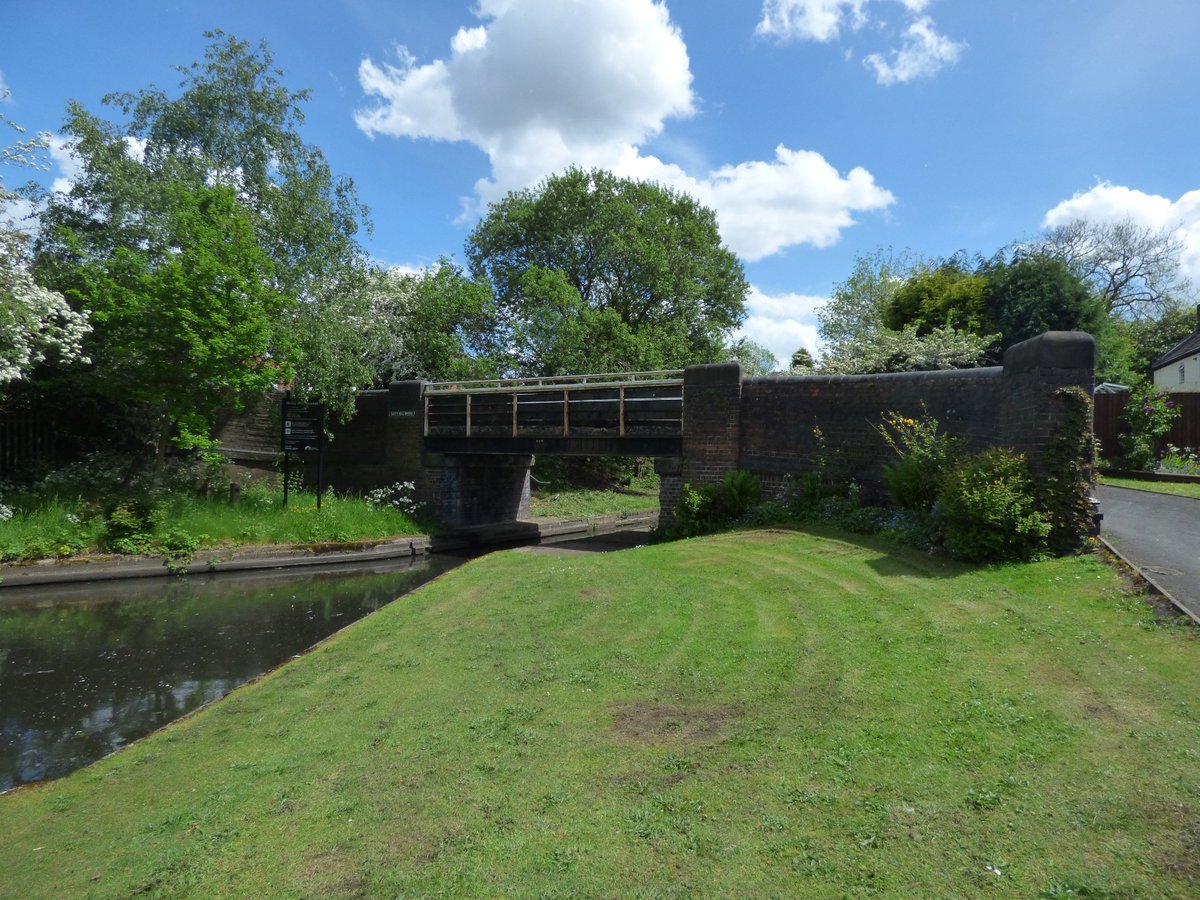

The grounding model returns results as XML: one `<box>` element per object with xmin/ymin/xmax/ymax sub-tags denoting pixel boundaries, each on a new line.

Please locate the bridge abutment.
<box><xmin>388</xmin><ymin>381</ymin><xmax>533</xmax><ymax>528</ymax></box>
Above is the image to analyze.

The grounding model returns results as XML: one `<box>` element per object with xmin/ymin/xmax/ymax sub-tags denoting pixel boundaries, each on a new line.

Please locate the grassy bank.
<box><xmin>1101</xmin><ymin>474</ymin><xmax>1200</xmax><ymax>500</ymax></box>
<box><xmin>529</xmin><ymin>471</ymin><xmax>659</xmax><ymax>519</ymax></box>
<box><xmin>0</xmin><ymin>487</ymin><xmax>426</xmax><ymax>563</ymax></box>
<box><xmin>2</xmin><ymin>529</ymin><xmax>1198</xmax><ymax>896</ymax></box>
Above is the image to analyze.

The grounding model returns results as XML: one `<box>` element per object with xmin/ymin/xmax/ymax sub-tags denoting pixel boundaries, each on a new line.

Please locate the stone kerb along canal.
<box><xmin>0</xmin><ymin>554</ymin><xmax>466</xmax><ymax>791</ymax></box>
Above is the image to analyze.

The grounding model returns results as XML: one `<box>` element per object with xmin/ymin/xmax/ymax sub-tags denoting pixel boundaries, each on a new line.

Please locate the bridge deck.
<box><xmin>423</xmin><ymin>371</ymin><xmax>683</xmax><ymax>456</ymax></box>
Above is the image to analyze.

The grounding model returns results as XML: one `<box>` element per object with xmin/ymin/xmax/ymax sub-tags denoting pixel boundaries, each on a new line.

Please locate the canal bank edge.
<box><xmin>0</xmin><ymin>511</ymin><xmax>658</xmax><ymax>590</ymax></box>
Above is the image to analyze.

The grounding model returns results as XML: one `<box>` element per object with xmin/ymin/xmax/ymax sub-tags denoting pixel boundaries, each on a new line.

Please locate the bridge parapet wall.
<box><xmin>662</xmin><ymin>331</ymin><xmax>1095</xmax><ymax>520</ymax></box>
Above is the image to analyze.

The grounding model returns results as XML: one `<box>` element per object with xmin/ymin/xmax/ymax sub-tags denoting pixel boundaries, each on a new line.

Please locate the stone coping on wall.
<box><xmin>742</xmin><ymin>366</ymin><xmax>1004</xmax><ymax>386</ymax></box>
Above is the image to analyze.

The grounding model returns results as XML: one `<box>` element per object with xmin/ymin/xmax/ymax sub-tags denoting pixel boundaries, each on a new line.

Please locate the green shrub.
<box><xmin>938</xmin><ymin>447</ymin><xmax>1050</xmax><ymax>562</ymax></box>
<box><xmin>877</xmin><ymin>409</ymin><xmax>961</xmax><ymax>511</ymax></box>
<box><xmin>668</xmin><ymin>469</ymin><xmax>762</xmax><ymax>538</ymax></box>
<box><xmin>1117</xmin><ymin>383</ymin><xmax>1180</xmax><ymax>470</ymax></box>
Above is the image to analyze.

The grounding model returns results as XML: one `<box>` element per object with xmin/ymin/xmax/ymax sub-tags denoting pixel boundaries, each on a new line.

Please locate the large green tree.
<box><xmin>882</xmin><ymin>256</ymin><xmax>991</xmax><ymax>336</ymax></box>
<box><xmin>979</xmin><ymin>252</ymin><xmax>1104</xmax><ymax>350</ymax></box>
<box><xmin>45</xmin><ymin>181</ymin><xmax>289</xmax><ymax>455</ymax></box>
<box><xmin>373</xmin><ymin>261</ymin><xmax>501</xmax><ymax>383</ymax></box>
<box><xmin>466</xmin><ymin>168</ymin><xmax>748</xmax><ymax>376</ymax></box>
<box><xmin>818</xmin><ymin>248</ymin><xmax>995</xmax><ymax>374</ymax></box>
<box><xmin>34</xmin><ymin>32</ymin><xmax>382</xmax><ymax>443</ymax></box>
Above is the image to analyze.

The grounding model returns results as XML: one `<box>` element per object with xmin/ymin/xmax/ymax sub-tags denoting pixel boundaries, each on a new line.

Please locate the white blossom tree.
<box><xmin>1</xmin><ymin>98</ymin><xmax>91</xmax><ymax>384</ymax></box>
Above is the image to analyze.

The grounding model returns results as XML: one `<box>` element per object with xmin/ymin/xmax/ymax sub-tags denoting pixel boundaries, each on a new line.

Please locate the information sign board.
<box><xmin>281</xmin><ymin>401</ymin><xmax>324</xmax><ymax>452</ymax></box>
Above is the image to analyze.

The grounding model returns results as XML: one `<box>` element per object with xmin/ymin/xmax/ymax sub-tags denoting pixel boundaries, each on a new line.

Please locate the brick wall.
<box><xmin>681</xmin><ymin>363</ymin><xmax>742</xmax><ymax>484</ymax></box>
<box><xmin>670</xmin><ymin>331</ymin><xmax>1095</xmax><ymax>510</ymax></box>
<box><xmin>739</xmin><ymin>367</ymin><xmax>1007</xmax><ymax>502</ymax></box>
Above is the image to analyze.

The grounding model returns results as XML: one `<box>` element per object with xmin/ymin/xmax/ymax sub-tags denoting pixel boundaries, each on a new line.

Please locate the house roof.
<box><xmin>1153</xmin><ymin>330</ymin><xmax>1200</xmax><ymax>370</ymax></box>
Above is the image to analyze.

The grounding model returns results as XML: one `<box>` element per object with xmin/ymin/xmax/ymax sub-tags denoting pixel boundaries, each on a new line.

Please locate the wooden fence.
<box><xmin>1094</xmin><ymin>391</ymin><xmax>1200</xmax><ymax>461</ymax></box>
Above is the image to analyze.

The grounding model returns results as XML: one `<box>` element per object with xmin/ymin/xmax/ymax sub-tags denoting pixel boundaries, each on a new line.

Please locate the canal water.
<box><xmin>0</xmin><ymin>554</ymin><xmax>466</xmax><ymax>791</ymax></box>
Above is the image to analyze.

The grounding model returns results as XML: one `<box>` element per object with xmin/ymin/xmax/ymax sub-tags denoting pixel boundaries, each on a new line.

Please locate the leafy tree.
<box><xmin>466</xmin><ymin>167</ymin><xmax>747</xmax><ymax>375</ymax></box>
<box><xmin>1094</xmin><ymin>301</ymin><xmax>1197</xmax><ymax>386</ymax></box>
<box><xmin>1</xmin><ymin>102</ymin><xmax>90</xmax><ymax>386</ymax></box>
<box><xmin>1035</xmin><ymin>218</ymin><xmax>1190</xmax><ymax>319</ymax></box>
<box><xmin>375</xmin><ymin>261</ymin><xmax>500</xmax><ymax>383</ymax></box>
<box><xmin>817</xmin><ymin>247</ymin><xmax>914</xmax><ymax>351</ymax></box>
<box><xmin>882</xmin><ymin>256</ymin><xmax>991</xmax><ymax>336</ymax></box>
<box><xmin>979</xmin><ymin>252</ymin><xmax>1104</xmax><ymax>349</ymax></box>
<box><xmin>789</xmin><ymin>346</ymin><xmax>815</xmax><ymax>373</ymax></box>
<box><xmin>102</xmin><ymin>31</ymin><xmax>368</xmax><ymax>301</ymax></box>
<box><xmin>819</xmin><ymin>248</ymin><xmax>995</xmax><ymax>374</ymax></box>
<box><xmin>726</xmin><ymin>337</ymin><xmax>778</xmax><ymax>376</ymax></box>
<box><xmin>36</xmin><ymin>31</ymin><xmax>374</xmax><ymax>427</ymax></box>
<box><xmin>45</xmin><ymin>181</ymin><xmax>289</xmax><ymax>455</ymax></box>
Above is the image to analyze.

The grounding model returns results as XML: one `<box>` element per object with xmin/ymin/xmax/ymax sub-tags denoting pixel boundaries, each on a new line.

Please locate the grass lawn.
<box><xmin>529</xmin><ymin>472</ymin><xmax>660</xmax><ymax>519</ymax></box>
<box><xmin>2</xmin><ymin>529</ymin><xmax>1198</xmax><ymax>896</ymax></box>
<box><xmin>1100</xmin><ymin>475</ymin><xmax>1200</xmax><ymax>500</ymax></box>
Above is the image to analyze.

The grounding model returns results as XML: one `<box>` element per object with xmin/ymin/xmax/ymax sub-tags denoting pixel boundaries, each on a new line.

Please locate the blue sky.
<box><xmin>3</xmin><ymin>0</ymin><xmax>1199</xmax><ymax>367</ymax></box>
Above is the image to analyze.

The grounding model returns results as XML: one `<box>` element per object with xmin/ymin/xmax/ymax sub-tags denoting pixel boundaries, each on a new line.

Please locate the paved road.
<box><xmin>1098</xmin><ymin>484</ymin><xmax>1200</xmax><ymax>622</ymax></box>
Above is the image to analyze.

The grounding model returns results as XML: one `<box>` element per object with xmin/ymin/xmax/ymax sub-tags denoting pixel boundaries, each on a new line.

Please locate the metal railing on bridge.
<box><xmin>424</xmin><ymin>370</ymin><xmax>684</xmax><ymax>441</ymax></box>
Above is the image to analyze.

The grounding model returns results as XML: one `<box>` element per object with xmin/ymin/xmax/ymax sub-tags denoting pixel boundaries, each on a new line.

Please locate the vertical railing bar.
<box><xmin>423</xmin><ymin>395</ymin><xmax>430</xmax><ymax>437</ymax></box>
<box><xmin>563</xmin><ymin>389</ymin><xmax>569</xmax><ymax>436</ymax></box>
<box><xmin>619</xmin><ymin>386</ymin><xmax>625</xmax><ymax>437</ymax></box>
<box><xmin>512</xmin><ymin>390</ymin><xmax>518</xmax><ymax>437</ymax></box>
<box><xmin>465</xmin><ymin>394</ymin><xmax>472</xmax><ymax>437</ymax></box>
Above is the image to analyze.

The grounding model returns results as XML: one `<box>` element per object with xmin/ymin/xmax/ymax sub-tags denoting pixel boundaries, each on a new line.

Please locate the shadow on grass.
<box><xmin>757</xmin><ymin>522</ymin><xmax>972</xmax><ymax>581</ymax></box>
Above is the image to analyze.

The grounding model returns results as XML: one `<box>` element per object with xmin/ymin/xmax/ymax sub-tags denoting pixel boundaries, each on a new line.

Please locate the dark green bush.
<box><xmin>877</xmin><ymin>409</ymin><xmax>961</xmax><ymax>512</ymax></box>
<box><xmin>938</xmin><ymin>447</ymin><xmax>1050</xmax><ymax>562</ymax></box>
<box><xmin>668</xmin><ymin>469</ymin><xmax>762</xmax><ymax>538</ymax></box>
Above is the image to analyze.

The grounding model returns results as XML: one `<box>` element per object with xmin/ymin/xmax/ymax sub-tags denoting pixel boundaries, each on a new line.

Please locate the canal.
<box><xmin>0</xmin><ymin>554</ymin><xmax>466</xmax><ymax>791</ymax></box>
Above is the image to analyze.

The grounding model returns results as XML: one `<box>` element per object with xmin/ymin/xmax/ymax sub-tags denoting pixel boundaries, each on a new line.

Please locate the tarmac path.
<box><xmin>1097</xmin><ymin>484</ymin><xmax>1200</xmax><ymax>623</ymax></box>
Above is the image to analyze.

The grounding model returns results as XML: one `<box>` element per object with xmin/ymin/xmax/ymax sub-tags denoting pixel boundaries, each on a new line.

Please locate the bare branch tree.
<box><xmin>1035</xmin><ymin>218</ymin><xmax>1190</xmax><ymax>319</ymax></box>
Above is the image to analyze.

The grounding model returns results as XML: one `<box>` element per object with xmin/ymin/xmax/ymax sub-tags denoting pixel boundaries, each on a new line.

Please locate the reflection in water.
<box><xmin>0</xmin><ymin>555</ymin><xmax>463</xmax><ymax>791</ymax></box>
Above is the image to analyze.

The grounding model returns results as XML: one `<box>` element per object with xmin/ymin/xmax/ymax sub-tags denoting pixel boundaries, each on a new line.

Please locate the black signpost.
<box><xmin>281</xmin><ymin>395</ymin><xmax>326</xmax><ymax>508</ymax></box>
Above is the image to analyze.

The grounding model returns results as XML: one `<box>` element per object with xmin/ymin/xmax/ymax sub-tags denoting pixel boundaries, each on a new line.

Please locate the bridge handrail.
<box><xmin>425</xmin><ymin>370</ymin><xmax>683</xmax><ymax>396</ymax></box>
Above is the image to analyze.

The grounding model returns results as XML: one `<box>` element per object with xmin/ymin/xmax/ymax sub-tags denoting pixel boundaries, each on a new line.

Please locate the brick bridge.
<box><xmin>217</xmin><ymin>331</ymin><xmax>1096</xmax><ymax>528</ymax></box>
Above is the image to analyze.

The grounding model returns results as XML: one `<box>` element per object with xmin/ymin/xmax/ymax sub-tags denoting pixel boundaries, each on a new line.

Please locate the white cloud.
<box><xmin>758</xmin><ymin>1</ymin><xmax>964</xmax><ymax>85</ymax></box>
<box><xmin>1044</xmin><ymin>182</ymin><xmax>1200</xmax><ymax>283</ymax></box>
<box><xmin>755</xmin><ymin>0</ymin><xmax>869</xmax><ymax>42</ymax></box>
<box><xmin>357</xmin><ymin>0</ymin><xmax>894</xmax><ymax>259</ymax></box>
<box><xmin>863</xmin><ymin>16</ymin><xmax>966</xmax><ymax>85</ymax></box>
<box><xmin>357</xmin><ymin>0</ymin><xmax>693</xmax><ymax>203</ymax></box>
<box><xmin>734</xmin><ymin>285</ymin><xmax>826</xmax><ymax>369</ymax></box>
<box><xmin>45</xmin><ymin>134</ymin><xmax>83</xmax><ymax>195</ymax></box>
<box><xmin>0</xmin><ymin>70</ymin><xmax>9</xmax><ymax>99</ymax></box>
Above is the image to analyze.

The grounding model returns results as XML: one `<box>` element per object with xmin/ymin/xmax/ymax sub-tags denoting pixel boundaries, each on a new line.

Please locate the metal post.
<box><xmin>563</xmin><ymin>389</ymin><xmax>570</xmax><ymax>436</ymax></box>
<box><xmin>465</xmin><ymin>393</ymin><xmax>472</xmax><ymax>437</ymax></box>
<box><xmin>619</xmin><ymin>386</ymin><xmax>625</xmax><ymax>437</ymax></box>
<box><xmin>512</xmin><ymin>392</ymin><xmax>518</xmax><ymax>437</ymax></box>
<box><xmin>316</xmin><ymin>443</ymin><xmax>324</xmax><ymax>510</ymax></box>
<box><xmin>281</xmin><ymin>390</ymin><xmax>290</xmax><ymax>508</ymax></box>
